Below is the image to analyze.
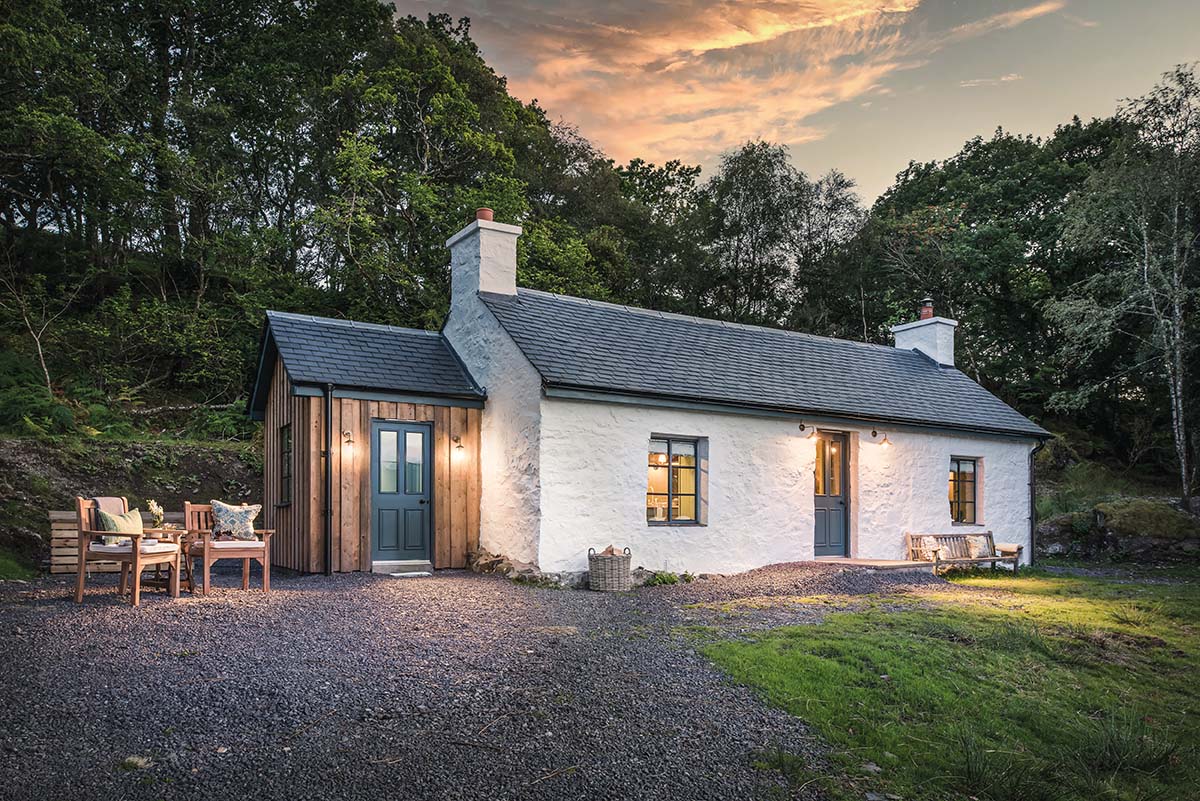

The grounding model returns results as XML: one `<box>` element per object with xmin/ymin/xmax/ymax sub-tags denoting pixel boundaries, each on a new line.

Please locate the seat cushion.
<box><xmin>191</xmin><ymin>539</ymin><xmax>266</xmax><ymax>552</ymax></box>
<box><xmin>210</xmin><ymin>500</ymin><xmax>262</xmax><ymax>541</ymax></box>
<box><xmin>90</xmin><ymin>541</ymin><xmax>178</xmax><ymax>555</ymax></box>
<box><xmin>210</xmin><ymin>539</ymin><xmax>265</xmax><ymax>549</ymax></box>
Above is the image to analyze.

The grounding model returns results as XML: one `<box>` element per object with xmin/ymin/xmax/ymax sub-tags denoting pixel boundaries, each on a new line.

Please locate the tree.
<box><xmin>0</xmin><ymin>255</ymin><xmax>85</xmax><ymax>395</ymax></box>
<box><xmin>1048</xmin><ymin>64</ymin><xmax>1199</xmax><ymax>502</ymax></box>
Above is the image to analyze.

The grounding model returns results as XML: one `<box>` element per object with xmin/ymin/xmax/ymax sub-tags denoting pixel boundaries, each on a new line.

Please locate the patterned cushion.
<box><xmin>914</xmin><ymin>536</ymin><xmax>940</xmax><ymax>561</ymax></box>
<box><xmin>966</xmin><ymin>535</ymin><xmax>993</xmax><ymax>559</ymax></box>
<box><xmin>210</xmin><ymin>500</ymin><xmax>262</xmax><ymax>541</ymax></box>
<box><xmin>97</xmin><ymin>508</ymin><xmax>143</xmax><ymax>545</ymax></box>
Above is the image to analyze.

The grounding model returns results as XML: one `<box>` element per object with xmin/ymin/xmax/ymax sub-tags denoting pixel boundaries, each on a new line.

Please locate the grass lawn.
<box><xmin>702</xmin><ymin>567</ymin><xmax>1200</xmax><ymax>800</ymax></box>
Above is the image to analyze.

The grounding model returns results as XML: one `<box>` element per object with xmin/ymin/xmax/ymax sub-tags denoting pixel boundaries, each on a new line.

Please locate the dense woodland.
<box><xmin>1</xmin><ymin>2</ymin><xmax>1197</xmax><ymax>501</ymax></box>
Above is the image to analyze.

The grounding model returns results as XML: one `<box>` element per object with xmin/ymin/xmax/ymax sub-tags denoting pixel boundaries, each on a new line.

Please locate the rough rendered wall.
<box><xmin>443</xmin><ymin>295</ymin><xmax>542</xmax><ymax>565</ymax></box>
<box><xmin>853</xmin><ymin>426</ymin><xmax>1033</xmax><ymax>561</ymax></box>
<box><xmin>537</xmin><ymin>398</ymin><xmax>1034</xmax><ymax>574</ymax></box>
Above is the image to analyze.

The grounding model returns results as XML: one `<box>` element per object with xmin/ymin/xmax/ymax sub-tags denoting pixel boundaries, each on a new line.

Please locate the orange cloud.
<box><xmin>403</xmin><ymin>1</ymin><xmax>1065</xmax><ymax>171</ymax></box>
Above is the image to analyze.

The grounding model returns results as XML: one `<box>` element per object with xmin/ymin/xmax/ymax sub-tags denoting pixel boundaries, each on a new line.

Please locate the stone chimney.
<box><xmin>891</xmin><ymin>298</ymin><xmax>957</xmax><ymax>366</ymax></box>
<box><xmin>447</xmin><ymin>208</ymin><xmax>521</xmax><ymax>305</ymax></box>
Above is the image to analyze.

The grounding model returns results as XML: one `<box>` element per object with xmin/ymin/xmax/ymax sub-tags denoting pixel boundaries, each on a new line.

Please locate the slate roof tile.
<box><xmin>480</xmin><ymin>288</ymin><xmax>1048</xmax><ymax>439</ymax></box>
<box><xmin>263</xmin><ymin>311</ymin><xmax>482</xmax><ymax>398</ymax></box>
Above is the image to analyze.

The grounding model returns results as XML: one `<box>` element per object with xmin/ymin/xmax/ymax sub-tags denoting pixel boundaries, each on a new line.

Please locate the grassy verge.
<box><xmin>702</xmin><ymin>570</ymin><xmax>1199</xmax><ymax>800</ymax></box>
<box><xmin>0</xmin><ymin>546</ymin><xmax>37</xmax><ymax>579</ymax></box>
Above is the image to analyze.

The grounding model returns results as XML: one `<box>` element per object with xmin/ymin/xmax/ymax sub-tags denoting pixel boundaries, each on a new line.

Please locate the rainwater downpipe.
<box><xmin>1028</xmin><ymin>438</ymin><xmax>1048</xmax><ymax>567</ymax></box>
<box><xmin>323</xmin><ymin>382</ymin><xmax>334</xmax><ymax>576</ymax></box>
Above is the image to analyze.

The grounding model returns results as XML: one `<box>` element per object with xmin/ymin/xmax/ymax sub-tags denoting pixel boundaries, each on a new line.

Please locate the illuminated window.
<box><xmin>279</xmin><ymin>424</ymin><xmax>292</xmax><ymax>506</ymax></box>
<box><xmin>949</xmin><ymin>457</ymin><xmax>977</xmax><ymax>523</ymax></box>
<box><xmin>647</xmin><ymin>439</ymin><xmax>699</xmax><ymax>523</ymax></box>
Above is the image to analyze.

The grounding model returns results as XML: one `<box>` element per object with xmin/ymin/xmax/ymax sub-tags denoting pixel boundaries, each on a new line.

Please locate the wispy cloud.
<box><xmin>403</xmin><ymin>1</ymin><xmax>1064</xmax><ymax>170</ymax></box>
<box><xmin>959</xmin><ymin>73</ymin><xmax>1025</xmax><ymax>88</ymax></box>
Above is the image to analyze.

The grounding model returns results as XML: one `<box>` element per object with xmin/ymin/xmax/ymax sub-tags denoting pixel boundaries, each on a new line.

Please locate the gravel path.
<box><xmin>0</xmin><ymin>564</ymin><xmax>944</xmax><ymax>800</ymax></box>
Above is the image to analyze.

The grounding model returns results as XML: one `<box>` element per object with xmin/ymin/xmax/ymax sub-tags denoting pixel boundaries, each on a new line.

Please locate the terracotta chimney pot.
<box><xmin>919</xmin><ymin>297</ymin><xmax>934</xmax><ymax>320</ymax></box>
<box><xmin>475</xmin><ymin>207</ymin><xmax>494</xmax><ymax>222</ymax></box>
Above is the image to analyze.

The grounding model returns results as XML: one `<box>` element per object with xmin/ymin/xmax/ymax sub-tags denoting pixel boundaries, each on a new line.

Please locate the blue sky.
<box><xmin>403</xmin><ymin>0</ymin><xmax>1200</xmax><ymax>199</ymax></box>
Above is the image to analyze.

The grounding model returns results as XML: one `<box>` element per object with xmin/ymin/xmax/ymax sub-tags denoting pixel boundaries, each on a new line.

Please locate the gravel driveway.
<box><xmin>0</xmin><ymin>564</ymin><xmax>940</xmax><ymax>800</ymax></box>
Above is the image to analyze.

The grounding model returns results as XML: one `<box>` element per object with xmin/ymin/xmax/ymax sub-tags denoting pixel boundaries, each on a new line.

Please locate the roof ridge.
<box><xmin>266</xmin><ymin>309</ymin><xmax>440</xmax><ymax>337</ymax></box>
<box><xmin>511</xmin><ymin>287</ymin><xmax>902</xmax><ymax>354</ymax></box>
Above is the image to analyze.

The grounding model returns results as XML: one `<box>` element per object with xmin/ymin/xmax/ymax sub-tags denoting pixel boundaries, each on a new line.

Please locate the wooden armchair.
<box><xmin>183</xmin><ymin>502</ymin><xmax>274</xmax><ymax>595</ymax></box>
<box><xmin>74</xmin><ymin>496</ymin><xmax>181</xmax><ymax>607</ymax></box>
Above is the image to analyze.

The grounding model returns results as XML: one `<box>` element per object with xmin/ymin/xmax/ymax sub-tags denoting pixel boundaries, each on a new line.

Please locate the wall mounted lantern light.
<box><xmin>870</xmin><ymin>428</ymin><xmax>891</xmax><ymax>448</ymax></box>
<box><xmin>452</xmin><ymin>435</ymin><xmax>465</xmax><ymax>453</ymax></box>
<box><xmin>798</xmin><ymin>422</ymin><xmax>817</xmax><ymax>439</ymax></box>
<box><xmin>342</xmin><ymin>429</ymin><xmax>354</xmax><ymax>447</ymax></box>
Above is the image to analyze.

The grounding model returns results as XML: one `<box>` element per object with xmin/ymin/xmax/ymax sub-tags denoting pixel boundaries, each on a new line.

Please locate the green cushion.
<box><xmin>97</xmin><ymin>508</ymin><xmax>143</xmax><ymax>535</ymax></box>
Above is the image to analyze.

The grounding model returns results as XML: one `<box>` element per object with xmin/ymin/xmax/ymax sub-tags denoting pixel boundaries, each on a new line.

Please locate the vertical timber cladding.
<box><xmin>261</xmin><ymin>364</ymin><xmax>481</xmax><ymax>572</ymax></box>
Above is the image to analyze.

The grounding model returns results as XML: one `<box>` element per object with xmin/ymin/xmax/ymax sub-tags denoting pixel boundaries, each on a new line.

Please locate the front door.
<box><xmin>814</xmin><ymin>432</ymin><xmax>849</xmax><ymax>557</ymax></box>
<box><xmin>371</xmin><ymin>421</ymin><xmax>432</xmax><ymax>563</ymax></box>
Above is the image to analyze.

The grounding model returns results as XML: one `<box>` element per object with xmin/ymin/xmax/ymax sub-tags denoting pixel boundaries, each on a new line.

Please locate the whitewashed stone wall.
<box><xmin>537</xmin><ymin>397</ymin><xmax>1036</xmax><ymax>574</ymax></box>
<box><xmin>443</xmin><ymin>263</ymin><xmax>542</xmax><ymax>565</ymax></box>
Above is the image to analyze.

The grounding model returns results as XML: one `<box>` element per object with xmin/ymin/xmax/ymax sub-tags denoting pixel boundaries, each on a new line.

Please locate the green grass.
<box><xmin>0</xmin><ymin>546</ymin><xmax>37</xmax><ymax>579</ymax></box>
<box><xmin>702</xmin><ymin>570</ymin><xmax>1199</xmax><ymax>800</ymax></box>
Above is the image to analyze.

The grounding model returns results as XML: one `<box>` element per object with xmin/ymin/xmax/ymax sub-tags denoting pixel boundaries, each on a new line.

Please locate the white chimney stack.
<box><xmin>891</xmin><ymin>297</ymin><xmax>957</xmax><ymax>366</ymax></box>
<box><xmin>447</xmin><ymin>208</ymin><xmax>521</xmax><ymax>304</ymax></box>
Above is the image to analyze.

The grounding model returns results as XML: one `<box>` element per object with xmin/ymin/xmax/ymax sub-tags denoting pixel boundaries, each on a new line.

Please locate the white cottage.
<box><xmin>441</xmin><ymin>211</ymin><xmax>1049</xmax><ymax>576</ymax></box>
<box><xmin>251</xmin><ymin>209</ymin><xmax>1049</xmax><ymax>577</ymax></box>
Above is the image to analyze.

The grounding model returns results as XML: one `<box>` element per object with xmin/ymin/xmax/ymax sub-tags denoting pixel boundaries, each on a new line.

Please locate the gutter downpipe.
<box><xmin>1029</xmin><ymin>438</ymin><xmax>1048</xmax><ymax>567</ymax></box>
<box><xmin>323</xmin><ymin>383</ymin><xmax>334</xmax><ymax>576</ymax></box>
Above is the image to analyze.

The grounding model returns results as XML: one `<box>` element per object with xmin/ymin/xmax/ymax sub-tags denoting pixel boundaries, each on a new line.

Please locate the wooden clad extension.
<box><xmin>260</xmin><ymin>364</ymin><xmax>481</xmax><ymax>574</ymax></box>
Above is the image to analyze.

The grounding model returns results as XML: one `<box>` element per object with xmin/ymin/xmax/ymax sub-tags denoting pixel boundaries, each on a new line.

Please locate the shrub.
<box><xmin>0</xmin><ymin>352</ymin><xmax>75</xmax><ymax>434</ymax></box>
<box><xmin>1037</xmin><ymin>462</ymin><xmax>1142</xmax><ymax>518</ymax></box>
<box><xmin>643</xmin><ymin>570</ymin><xmax>680</xmax><ymax>586</ymax></box>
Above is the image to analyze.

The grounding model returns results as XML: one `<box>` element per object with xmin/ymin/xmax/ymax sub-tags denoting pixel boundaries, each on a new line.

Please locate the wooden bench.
<box><xmin>905</xmin><ymin>531</ymin><xmax>1022</xmax><ymax>574</ymax></box>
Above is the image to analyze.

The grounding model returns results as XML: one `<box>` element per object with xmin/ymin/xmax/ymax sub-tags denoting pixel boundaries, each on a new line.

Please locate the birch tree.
<box><xmin>1048</xmin><ymin>65</ymin><xmax>1199</xmax><ymax>503</ymax></box>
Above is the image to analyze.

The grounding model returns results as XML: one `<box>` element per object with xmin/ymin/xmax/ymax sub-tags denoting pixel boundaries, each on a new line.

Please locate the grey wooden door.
<box><xmin>371</xmin><ymin>421</ymin><xmax>432</xmax><ymax>563</ymax></box>
<box><xmin>814</xmin><ymin>432</ymin><xmax>848</xmax><ymax>557</ymax></box>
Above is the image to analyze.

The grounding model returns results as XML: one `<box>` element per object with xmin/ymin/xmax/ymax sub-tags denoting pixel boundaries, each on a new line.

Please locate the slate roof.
<box><xmin>248</xmin><ymin>311</ymin><xmax>482</xmax><ymax>418</ymax></box>
<box><xmin>480</xmin><ymin>288</ymin><xmax>1049</xmax><ymax>439</ymax></box>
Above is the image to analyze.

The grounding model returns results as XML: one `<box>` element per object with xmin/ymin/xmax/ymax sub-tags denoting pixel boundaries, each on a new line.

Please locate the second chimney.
<box><xmin>891</xmin><ymin>298</ymin><xmax>957</xmax><ymax>366</ymax></box>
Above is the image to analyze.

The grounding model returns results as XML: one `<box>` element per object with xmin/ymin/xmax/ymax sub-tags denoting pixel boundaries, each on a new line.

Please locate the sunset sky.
<box><xmin>400</xmin><ymin>0</ymin><xmax>1200</xmax><ymax>200</ymax></box>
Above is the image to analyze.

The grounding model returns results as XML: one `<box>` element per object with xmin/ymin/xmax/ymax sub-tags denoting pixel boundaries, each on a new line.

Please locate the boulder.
<box><xmin>1036</xmin><ymin>498</ymin><xmax>1200</xmax><ymax>562</ymax></box>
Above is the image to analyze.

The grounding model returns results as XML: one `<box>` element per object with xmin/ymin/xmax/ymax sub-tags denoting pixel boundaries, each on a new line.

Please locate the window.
<box><xmin>949</xmin><ymin>457</ymin><xmax>977</xmax><ymax>523</ymax></box>
<box><xmin>814</xmin><ymin>435</ymin><xmax>842</xmax><ymax>497</ymax></box>
<box><xmin>379</xmin><ymin>430</ymin><xmax>398</xmax><ymax>493</ymax></box>
<box><xmin>404</xmin><ymin>430</ymin><xmax>424</xmax><ymax>493</ymax></box>
<box><xmin>647</xmin><ymin>438</ymin><xmax>699</xmax><ymax>523</ymax></box>
<box><xmin>279</xmin><ymin>424</ymin><xmax>293</xmax><ymax>505</ymax></box>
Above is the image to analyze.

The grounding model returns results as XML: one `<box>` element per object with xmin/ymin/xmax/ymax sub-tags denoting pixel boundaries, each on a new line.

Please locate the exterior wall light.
<box><xmin>799</xmin><ymin>422</ymin><xmax>817</xmax><ymax>439</ymax></box>
<box><xmin>452</xmin><ymin>435</ymin><xmax>465</xmax><ymax>453</ymax></box>
<box><xmin>870</xmin><ymin>429</ymin><xmax>891</xmax><ymax>448</ymax></box>
<box><xmin>342</xmin><ymin>430</ymin><xmax>354</xmax><ymax>446</ymax></box>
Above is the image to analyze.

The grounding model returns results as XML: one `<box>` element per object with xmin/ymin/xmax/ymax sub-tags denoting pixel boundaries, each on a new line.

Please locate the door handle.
<box><xmin>418</xmin><ymin>499</ymin><xmax>428</xmax><ymax>505</ymax></box>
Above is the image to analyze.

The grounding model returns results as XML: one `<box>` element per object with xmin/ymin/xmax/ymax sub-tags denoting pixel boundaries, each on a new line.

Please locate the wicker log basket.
<box><xmin>588</xmin><ymin>545</ymin><xmax>632</xmax><ymax>591</ymax></box>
